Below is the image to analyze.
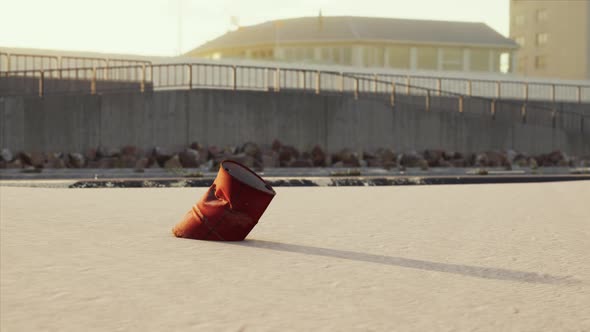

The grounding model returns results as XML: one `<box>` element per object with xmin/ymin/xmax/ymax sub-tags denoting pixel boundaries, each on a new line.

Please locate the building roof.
<box><xmin>189</xmin><ymin>16</ymin><xmax>518</xmax><ymax>54</ymax></box>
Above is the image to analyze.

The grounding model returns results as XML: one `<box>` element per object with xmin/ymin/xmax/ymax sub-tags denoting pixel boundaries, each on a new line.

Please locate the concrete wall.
<box><xmin>1</xmin><ymin>89</ymin><xmax>589</xmax><ymax>155</ymax></box>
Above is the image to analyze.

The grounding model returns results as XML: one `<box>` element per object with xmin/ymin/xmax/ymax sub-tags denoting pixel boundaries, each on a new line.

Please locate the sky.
<box><xmin>0</xmin><ymin>0</ymin><xmax>510</xmax><ymax>56</ymax></box>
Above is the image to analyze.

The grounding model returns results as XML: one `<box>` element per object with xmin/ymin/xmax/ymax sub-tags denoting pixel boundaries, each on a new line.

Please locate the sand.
<box><xmin>1</xmin><ymin>182</ymin><xmax>589</xmax><ymax>331</ymax></box>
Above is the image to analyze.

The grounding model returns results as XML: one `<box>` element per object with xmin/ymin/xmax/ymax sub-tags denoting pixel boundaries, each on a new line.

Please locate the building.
<box><xmin>510</xmin><ymin>0</ymin><xmax>590</xmax><ymax>80</ymax></box>
<box><xmin>185</xmin><ymin>16</ymin><xmax>518</xmax><ymax>74</ymax></box>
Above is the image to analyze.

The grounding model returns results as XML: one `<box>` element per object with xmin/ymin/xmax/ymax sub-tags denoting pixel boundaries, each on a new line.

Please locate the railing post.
<box><xmin>339</xmin><ymin>72</ymin><xmax>344</xmax><ymax>93</ymax></box>
<box><xmin>315</xmin><ymin>70</ymin><xmax>320</xmax><ymax>95</ymax></box>
<box><xmin>467</xmin><ymin>80</ymin><xmax>472</xmax><ymax>96</ymax></box>
<box><xmin>491</xmin><ymin>99</ymin><xmax>496</xmax><ymax>119</ymax></box>
<box><xmin>187</xmin><ymin>64</ymin><xmax>192</xmax><ymax>90</ymax></box>
<box><xmin>297</xmin><ymin>70</ymin><xmax>305</xmax><ymax>91</ymax></box>
<box><xmin>426</xmin><ymin>90</ymin><xmax>430</xmax><ymax>111</ymax></box>
<box><xmin>232</xmin><ymin>65</ymin><xmax>237</xmax><ymax>90</ymax></box>
<box><xmin>523</xmin><ymin>83</ymin><xmax>528</xmax><ymax>102</ymax></box>
<box><xmin>274</xmin><ymin>68</ymin><xmax>280</xmax><ymax>92</ymax></box>
<box><xmin>301</xmin><ymin>70</ymin><xmax>306</xmax><ymax>91</ymax></box>
<box><xmin>264</xmin><ymin>68</ymin><xmax>269</xmax><ymax>91</ymax></box>
<box><xmin>458</xmin><ymin>95</ymin><xmax>464</xmax><ymax>113</ymax></box>
<box><xmin>406</xmin><ymin>75</ymin><xmax>410</xmax><ymax>95</ymax></box>
<box><xmin>91</xmin><ymin>67</ymin><xmax>97</xmax><ymax>95</ymax></box>
<box><xmin>551</xmin><ymin>84</ymin><xmax>556</xmax><ymax>103</ymax></box>
<box><xmin>373</xmin><ymin>74</ymin><xmax>378</xmax><ymax>94</ymax></box>
<box><xmin>38</xmin><ymin>70</ymin><xmax>44</xmax><ymax>97</ymax></box>
<box><xmin>436</xmin><ymin>78</ymin><xmax>441</xmax><ymax>96</ymax></box>
<box><xmin>354</xmin><ymin>78</ymin><xmax>359</xmax><ymax>100</ymax></box>
<box><xmin>551</xmin><ymin>109</ymin><xmax>557</xmax><ymax>128</ymax></box>
<box><xmin>577</xmin><ymin>86</ymin><xmax>582</xmax><ymax>104</ymax></box>
<box><xmin>496</xmin><ymin>81</ymin><xmax>501</xmax><ymax>98</ymax></box>
<box><xmin>139</xmin><ymin>65</ymin><xmax>145</xmax><ymax>93</ymax></box>
<box><xmin>390</xmin><ymin>82</ymin><xmax>396</xmax><ymax>107</ymax></box>
<box><xmin>521</xmin><ymin>104</ymin><xmax>527</xmax><ymax>124</ymax></box>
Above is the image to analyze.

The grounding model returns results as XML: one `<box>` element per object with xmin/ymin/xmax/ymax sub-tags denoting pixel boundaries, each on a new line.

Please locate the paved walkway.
<box><xmin>1</xmin><ymin>182</ymin><xmax>589</xmax><ymax>331</ymax></box>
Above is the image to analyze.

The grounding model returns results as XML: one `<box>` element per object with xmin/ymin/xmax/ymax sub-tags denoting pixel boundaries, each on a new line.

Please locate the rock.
<box><xmin>30</xmin><ymin>152</ymin><xmax>46</xmax><ymax>168</ymax></box>
<box><xmin>1</xmin><ymin>148</ymin><xmax>13</xmax><ymax>162</ymax></box>
<box><xmin>547</xmin><ymin>150</ymin><xmax>566</xmax><ymax>166</ymax></box>
<box><xmin>475</xmin><ymin>153</ymin><xmax>488</xmax><ymax>167</ymax></box>
<box><xmin>332</xmin><ymin>161</ymin><xmax>344</xmax><ymax>168</ymax></box>
<box><xmin>230</xmin><ymin>153</ymin><xmax>256</xmax><ymax>168</ymax></box>
<box><xmin>120</xmin><ymin>155</ymin><xmax>137</xmax><ymax>168</ymax></box>
<box><xmin>485</xmin><ymin>151</ymin><xmax>509</xmax><ymax>167</ymax></box>
<box><xmin>153</xmin><ymin>147</ymin><xmax>173</xmax><ymax>167</ymax></box>
<box><xmin>22</xmin><ymin>165</ymin><xmax>41</xmax><ymax>173</ymax></box>
<box><xmin>207</xmin><ymin>146</ymin><xmax>221</xmax><ymax>160</ymax></box>
<box><xmin>376</xmin><ymin>148</ymin><xmax>396</xmax><ymax>163</ymax></box>
<box><xmin>121</xmin><ymin>145</ymin><xmax>139</xmax><ymax>157</ymax></box>
<box><xmin>423</xmin><ymin>149</ymin><xmax>445</xmax><ymax>167</ymax></box>
<box><xmin>438</xmin><ymin>159</ymin><xmax>452</xmax><ymax>168</ymax></box>
<box><xmin>241</xmin><ymin>142</ymin><xmax>260</xmax><ymax>158</ymax></box>
<box><xmin>98</xmin><ymin>157</ymin><xmax>117</xmax><ymax>169</ymax></box>
<box><xmin>189</xmin><ymin>142</ymin><xmax>202</xmax><ymax>151</ymax></box>
<box><xmin>418</xmin><ymin>159</ymin><xmax>429</xmax><ymax>170</ymax></box>
<box><xmin>311</xmin><ymin>145</ymin><xmax>326</xmax><ymax>167</ymax></box>
<box><xmin>398</xmin><ymin>152</ymin><xmax>424</xmax><ymax>168</ymax></box>
<box><xmin>271</xmin><ymin>139</ymin><xmax>282</xmax><ymax>152</ymax></box>
<box><xmin>291</xmin><ymin>159</ymin><xmax>313</xmax><ymax>167</ymax></box>
<box><xmin>513</xmin><ymin>154</ymin><xmax>529</xmax><ymax>168</ymax></box>
<box><xmin>442</xmin><ymin>151</ymin><xmax>455</xmax><ymax>161</ymax></box>
<box><xmin>262</xmin><ymin>152</ymin><xmax>279</xmax><ymax>168</ymax></box>
<box><xmin>223</xmin><ymin>146</ymin><xmax>238</xmax><ymax>155</ymax></box>
<box><xmin>278</xmin><ymin>145</ymin><xmax>299</xmax><ymax>167</ymax></box>
<box><xmin>67</xmin><ymin>153</ymin><xmax>86</xmax><ymax>168</ymax></box>
<box><xmin>45</xmin><ymin>153</ymin><xmax>66</xmax><ymax>169</ymax></box>
<box><xmin>164</xmin><ymin>155</ymin><xmax>183</xmax><ymax>169</ymax></box>
<box><xmin>6</xmin><ymin>159</ymin><xmax>23</xmax><ymax>169</ymax></box>
<box><xmin>17</xmin><ymin>152</ymin><xmax>33</xmax><ymax>166</ymax></box>
<box><xmin>506</xmin><ymin>150</ymin><xmax>518</xmax><ymax>163</ymax></box>
<box><xmin>85</xmin><ymin>148</ymin><xmax>98</xmax><ymax>162</ymax></box>
<box><xmin>179</xmin><ymin>148</ymin><xmax>200</xmax><ymax>168</ymax></box>
<box><xmin>333</xmin><ymin>149</ymin><xmax>360</xmax><ymax>167</ymax></box>
<box><xmin>451</xmin><ymin>159</ymin><xmax>467</xmax><ymax>167</ymax></box>
<box><xmin>134</xmin><ymin>157</ymin><xmax>150</xmax><ymax>172</ymax></box>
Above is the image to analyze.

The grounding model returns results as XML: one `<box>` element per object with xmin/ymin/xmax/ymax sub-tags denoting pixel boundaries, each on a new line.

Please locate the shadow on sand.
<box><xmin>235</xmin><ymin>239</ymin><xmax>578</xmax><ymax>285</ymax></box>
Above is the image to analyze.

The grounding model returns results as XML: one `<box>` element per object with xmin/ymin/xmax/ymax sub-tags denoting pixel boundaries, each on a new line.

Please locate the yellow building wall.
<box><xmin>510</xmin><ymin>0</ymin><xmax>590</xmax><ymax>79</ymax></box>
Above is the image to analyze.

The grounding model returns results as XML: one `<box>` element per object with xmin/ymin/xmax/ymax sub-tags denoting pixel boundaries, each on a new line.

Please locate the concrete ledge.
<box><xmin>61</xmin><ymin>174</ymin><xmax>590</xmax><ymax>188</ymax></box>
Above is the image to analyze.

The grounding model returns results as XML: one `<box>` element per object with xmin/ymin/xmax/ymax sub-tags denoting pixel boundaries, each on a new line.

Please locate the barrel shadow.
<box><xmin>236</xmin><ymin>239</ymin><xmax>578</xmax><ymax>285</ymax></box>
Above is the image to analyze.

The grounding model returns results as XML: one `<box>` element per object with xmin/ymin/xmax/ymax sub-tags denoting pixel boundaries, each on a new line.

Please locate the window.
<box><xmin>500</xmin><ymin>53</ymin><xmax>511</xmax><ymax>73</ymax></box>
<box><xmin>536</xmin><ymin>33</ymin><xmax>548</xmax><ymax>46</ymax></box>
<box><xmin>536</xmin><ymin>9</ymin><xmax>548</xmax><ymax>22</ymax></box>
<box><xmin>470</xmin><ymin>48</ymin><xmax>490</xmax><ymax>72</ymax></box>
<box><xmin>387</xmin><ymin>46</ymin><xmax>410</xmax><ymax>69</ymax></box>
<box><xmin>363</xmin><ymin>47</ymin><xmax>384</xmax><ymax>67</ymax></box>
<box><xmin>535</xmin><ymin>55</ymin><xmax>547</xmax><ymax>69</ymax></box>
<box><xmin>518</xmin><ymin>56</ymin><xmax>528</xmax><ymax>74</ymax></box>
<box><xmin>515</xmin><ymin>36</ymin><xmax>525</xmax><ymax>47</ymax></box>
<box><xmin>441</xmin><ymin>47</ymin><xmax>463</xmax><ymax>71</ymax></box>
<box><xmin>416</xmin><ymin>47</ymin><xmax>438</xmax><ymax>70</ymax></box>
<box><xmin>515</xmin><ymin>14</ymin><xmax>525</xmax><ymax>26</ymax></box>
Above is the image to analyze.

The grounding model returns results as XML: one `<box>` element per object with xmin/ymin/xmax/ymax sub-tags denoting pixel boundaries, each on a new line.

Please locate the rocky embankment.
<box><xmin>1</xmin><ymin>140</ymin><xmax>589</xmax><ymax>172</ymax></box>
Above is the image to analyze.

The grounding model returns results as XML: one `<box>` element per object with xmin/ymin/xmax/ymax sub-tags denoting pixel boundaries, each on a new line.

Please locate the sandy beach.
<box><xmin>1</xmin><ymin>182</ymin><xmax>589</xmax><ymax>331</ymax></box>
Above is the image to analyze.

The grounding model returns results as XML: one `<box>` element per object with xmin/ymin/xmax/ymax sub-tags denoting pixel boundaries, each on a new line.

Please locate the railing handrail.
<box><xmin>1</xmin><ymin>62</ymin><xmax>589</xmax><ymax>107</ymax></box>
<box><xmin>2</xmin><ymin>61</ymin><xmax>589</xmax><ymax>88</ymax></box>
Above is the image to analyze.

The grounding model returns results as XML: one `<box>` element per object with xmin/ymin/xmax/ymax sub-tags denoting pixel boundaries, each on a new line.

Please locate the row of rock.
<box><xmin>1</xmin><ymin>142</ymin><xmax>588</xmax><ymax>171</ymax></box>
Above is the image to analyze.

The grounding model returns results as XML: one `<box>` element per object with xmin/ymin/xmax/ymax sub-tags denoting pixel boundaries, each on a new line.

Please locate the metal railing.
<box><xmin>0</xmin><ymin>51</ymin><xmax>150</xmax><ymax>72</ymax></box>
<box><xmin>1</xmin><ymin>51</ymin><xmax>589</xmax><ymax>102</ymax></box>
<box><xmin>1</xmin><ymin>62</ymin><xmax>589</xmax><ymax>102</ymax></box>
<box><xmin>1</xmin><ymin>62</ymin><xmax>588</xmax><ymax>133</ymax></box>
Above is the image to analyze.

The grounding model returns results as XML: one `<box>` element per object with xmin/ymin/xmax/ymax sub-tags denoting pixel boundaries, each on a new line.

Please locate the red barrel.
<box><xmin>173</xmin><ymin>160</ymin><xmax>276</xmax><ymax>241</ymax></box>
